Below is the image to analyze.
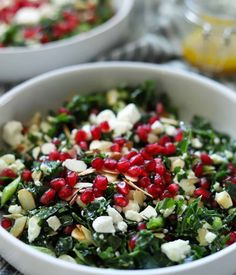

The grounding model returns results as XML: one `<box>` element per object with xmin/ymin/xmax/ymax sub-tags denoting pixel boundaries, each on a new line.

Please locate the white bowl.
<box><xmin>0</xmin><ymin>62</ymin><xmax>236</xmax><ymax>275</ymax></box>
<box><xmin>0</xmin><ymin>0</ymin><xmax>133</xmax><ymax>82</ymax></box>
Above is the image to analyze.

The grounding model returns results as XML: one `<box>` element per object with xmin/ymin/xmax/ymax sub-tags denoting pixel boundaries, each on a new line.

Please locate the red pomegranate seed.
<box><xmin>228</xmin><ymin>163</ymin><xmax>236</xmax><ymax>175</ymax></box>
<box><xmin>156</xmin><ymin>102</ymin><xmax>165</xmax><ymax>114</ymax></box>
<box><xmin>40</xmin><ymin>188</ymin><xmax>56</xmax><ymax>205</ymax></box>
<box><xmin>0</xmin><ymin>168</ymin><xmax>17</xmax><ymax>179</ymax></box>
<box><xmin>136</xmin><ymin>124</ymin><xmax>151</xmax><ymax>142</ymax></box>
<box><xmin>127</xmin><ymin>166</ymin><xmax>142</xmax><ymax>177</ymax></box>
<box><xmin>200</xmin><ymin>153</ymin><xmax>213</xmax><ymax>165</ymax></box>
<box><xmin>161</xmin><ymin>190</ymin><xmax>173</xmax><ymax>199</ymax></box>
<box><xmin>48</xmin><ymin>150</ymin><xmax>60</xmax><ymax>161</ymax></box>
<box><xmin>149</xmin><ymin>115</ymin><xmax>158</xmax><ymax>125</ymax></box>
<box><xmin>91</xmin><ymin>126</ymin><xmax>101</xmax><ymax>140</ymax></box>
<box><xmin>104</xmin><ymin>158</ymin><xmax>117</xmax><ymax>170</ymax></box>
<box><xmin>66</xmin><ymin>171</ymin><xmax>78</xmax><ymax>187</ymax></box>
<box><xmin>79</xmin><ymin>141</ymin><xmax>88</xmax><ymax>150</ymax></box>
<box><xmin>144</xmin><ymin>160</ymin><xmax>156</xmax><ymax>172</ymax></box>
<box><xmin>175</xmin><ymin>129</ymin><xmax>184</xmax><ymax>142</ymax></box>
<box><xmin>129</xmin><ymin>235</ymin><xmax>138</xmax><ymax>250</ymax></box>
<box><xmin>114</xmin><ymin>193</ymin><xmax>128</xmax><ymax>207</ymax></box>
<box><xmin>91</xmin><ymin>157</ymin><xmax>104</xmax><ymax>170</ymax></box>
<box><xmin>147</xmin><ymin>184</ymin><xmax>162</xmax><ymax>199</ymax></box>
<box><xmin>168</xmin><ymin>183</ymin><xmax>179</xmax><ymax>195</ymax></box>
<box><xmin>159</xmin><ymin>135</ymin><xmax>171</xmax><ymax>146</ymax></box>
<box><xmin>110</xmin><ymin>143</ymin><xmax>121</xmax><ymax>152</ymax></box>
<box><xmin>125</xmin><ymin>151</ymin><xmax>137</xmax><ymax>160</ymax></box>
<box><xmin>164</xmin><ymin>142</ymin><xmax>176</xmax><ymax>155</ymax></box>
<box><xmin>137</xmin><ymin>222</ymin><xmax>146</xmax><ymax>231</ymax></box>
<box><xmin>146</xmin><ymin>143</ymin><xmax>163</xmax><ymax>155</ymax></box>
<box><xmin>114</xmin><ymin>137</ymin><xmax>127</xmax><ymax>146</ymax></box>
<box><xmin>75</xmin><ymin>129</ymin><xmax>87</xmax><ymax>144</ymax></box>
<box><xmin>194</xmin><ymin>163</ymin><xmax>204</xmax><ymax>177</ymax></box>
<box><xmin>227</xmin><ymin>232</ymin><xmax>236</xmax><ymax>245</ymax></box>
<box><xmin>155</xmin><ymin>162</ymin><xmax>166</xmax><ymax>176</ymax></box>
<box><xmin>80</xmin><ymin>188</ymin><xmax>95</xmax><ymax>204</ymax></box>
<box><xmin>58</xmin><ymin>185</ymin><xmax>73</xmax><ymax>200</ymax></box>
<box><xmin>138</xmin><ymin>176</ymin><xmax>151</xmax><ymax>188</ymax></box>
<box><xmin>194</xmin><ymin>187</ymin><xmax>211</xmax><ymax>199</ymax></box>
<box><xmin>52</xmin><ymin>138</ymin><xmax>61</xmax><ymax>146</ymax></box>
<box><xmin>59</xmin><ymin>152</ymin><xmax>71</xmax><ymax>161</ymax></box>
<box><xmin>93</xmin><ymin>188</ymin><xmax>104</xmax><ymax>198</ymax></box>
<box><xmin>116</xmin><ymin>181</ymin><xmax>130</xmax><ymax>195</ymax></box>
<box><xmin>58</xmin><ymin>107</ymin><xmax>70</xmax><ymax>115</ymax></box>
<box><xmin>117</xmin><ymin>159</ymin><xmax>131</xmax><ymax>173</ymax></box>
<box><xmin>231</xmin><ymin>177</ymin><xmax>236</xmax><ymax>185</ymax></box>
<box><xmin>164</xmin><ymin>172</ymin><xmax>173</xmax><ymax>184</ymax></box>
<box><xmin>21</xmin><ymin>169</ymin><xmax>32</xmax><ymax>182</ymax></box>
<box><xmin>200</xmin><ymin>178</ymin><xmax>210</xmax><ymax>189</ymax></box>
<box><xmin>1</xmin><ymin>218</ymin><xmax>12</xmax><ymax>230</ymax></box>
<box><xmin>130</xmin><ymin>154</ymin><xmax>144</xmax><ymax>166</ymax></box>
<box><xmin>154</xmin><ymin>174</ymin><xmax>164</xmax><ymax>186</ymax></box>
<box><xmin>140</xmin><ymin>149</ymin><xmax>153</xmax><ymax>160</ymax></box>
<box><xmin>93</xmin><ymin>175</ymin><xmax>108</xmax><ymax>191</ymax></box>
<box><xmin>100</xmin><ymin>121</ymin><xmax>110</xmax><ymax>132</ymax></box>
<box><xmin>63</xmin><ymin>225</ymin><xmax>75</xmax><ymax>235</ymax></box>
<box><xmin>50</xmin><ymin>178</ymin><xmax>66</xmax><ymax>191</ymax></box>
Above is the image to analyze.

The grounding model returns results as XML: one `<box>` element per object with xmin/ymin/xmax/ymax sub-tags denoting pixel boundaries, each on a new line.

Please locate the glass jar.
<box><xmin>182</xmin><ymin>0</ymin><xmax>236</xmax><ymax>75</ymax></box>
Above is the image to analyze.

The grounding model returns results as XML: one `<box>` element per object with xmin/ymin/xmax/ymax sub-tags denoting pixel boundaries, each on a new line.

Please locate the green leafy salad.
<box><xmin>0</xmin><ymin>81</ymin><xmax>236</xmax><ymax>269</ymax></box>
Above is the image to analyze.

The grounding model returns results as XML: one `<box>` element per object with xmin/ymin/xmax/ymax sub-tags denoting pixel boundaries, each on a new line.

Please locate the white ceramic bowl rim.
<box><xmin>0</xmin><ymin>62</ymin><xmax>236</xmax><ymax>275</ymax></box>
<box><xmin>0</xmin><ymin>0</ymin><xmax>134</xmax><ymax>54</ymax></box>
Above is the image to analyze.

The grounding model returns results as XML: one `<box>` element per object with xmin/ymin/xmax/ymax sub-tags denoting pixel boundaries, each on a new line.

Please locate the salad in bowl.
<box><xmin>0</xmin><ymin>80</ymin><xmax>236</xmax><ymax>270</ymax></box>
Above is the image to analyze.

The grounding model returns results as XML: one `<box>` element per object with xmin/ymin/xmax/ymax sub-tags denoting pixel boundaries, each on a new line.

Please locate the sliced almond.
<box><xmin>78</xmin><ymin>168</ymin><xmax>95</xmax><ymax>176</ymax></box>
<box><xmin>18</xmin><ymin>189</ymin><xmax>36</xmax><ymax>210</ymax></box>
<box><xmin>63</xmin><ymin>125</ymin><xmax>71</xmax><ymax>140</ymax></box>
<box><xmin>160</xmin><ymin>117</ymin><xmax>179</xmax><ymax>126</ymax></box>
<box><xmin>124</xmin><ymin>179</ymin><xmax>153</xmax><ymax>198</ymax></box>
<box><xmin>72</xmin><ymin>225</ymin><xmax>92</xmax><ymax>244</ymax></box>
<box><xmin>103</xmin><ymin>173</ymin><xmax>118</xmax><ymax>183</ymax></box>
<box><xmin>101</xmin><ymin>169</ymin><xmax>119</xmax><ymax>175</ymax></box>
<box><xmin>74</xmin><ymin>182</ymin><xmax>93</xmax><ymax>189</ymax></box>
<box><xmin>10</xmin><ymin>216</ymin><xmax>27</xmax><ymax>238</ymax></box>
<box><xmin>124</xmin><ymin>174</ymin><xmax>138</xmax><ymax>182</ymax></box>
<box><xmin>4</xmin><ymin>214</ymin><xmax>23</xmax><ymax>219</ymax></box>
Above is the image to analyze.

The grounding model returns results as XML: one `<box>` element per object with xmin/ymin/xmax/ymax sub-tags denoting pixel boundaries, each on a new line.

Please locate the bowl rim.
<box><xmin>0</xmin><ymin>61</ymin><xmax>236</xmax><ymax>275</ymax></box>
<box><xmin>0</xmin><ymin>0</ymin><xmax>134</xmax><ymax>55</ymax></box>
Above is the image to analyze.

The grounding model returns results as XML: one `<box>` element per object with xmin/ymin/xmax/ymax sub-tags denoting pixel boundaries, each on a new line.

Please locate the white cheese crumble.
<box><xmin>63</xmin><ymin>159</ymin><xmax>87</xmax><ymax>172</ymax></box>
<box><xmin>191</xmin><ymin>138</ymin><xmax>203</xmax><ymax>149</ymax></box>
<box><xmin>96</xmin><ymin>110</ymin><xmax>116</xmax><ymax>124</ymax></box>
<box><xmin>205</xmin><ymin>231</ymin><xmax>217</xmax><ymax>244</ymax></box>
<box><xmin>151</xmin><ymin>120</ymin><xmax>164</xmax><ymax>134</ymax></box>
<box><xmin>8</xmin><ymin>204</ymin><xmax>22</xmax><ymax>214</ymax></box>
<box><xmin>125</xmin><ymin>210</ymin><xmax>143</xmax><ymax>222</ymax></box>
<box><xmin>14</xmin><ymin>7</ymin><xmax>41</xmax><ymax>25</ymax></box>
<box><xmin>0</xmin><ymin>159</ymin><xmax>7</xmax><ymax>173</ymax></box>
<box><xmin>89</xmin><ymin>140</ymin><xmax>113</xmax><ymax>152</ymax></box>
<box><xmin>215</xmin><ymin>191</ymin><xmax>233</xmax><ymax>209</ymax></box>
<box><xmin>123</xmin><ymin>200</ymin><xmax>140</xmax><ymax>213</ymax></box>
<box><xmin>47</xmin><ymin>216</ymin><xmax>61</xmax><ymax>231</ymax></box>
<box><xmin>41</xmin><ymin>143</ymin><xmax>56</xmax><ymax>155</ymax></box>
<box><xmin>0</xmin><ymin>154</ymin><xmax>15</xmax><ymax>165</ymax></box>
<box><xmin>210</xmin><ymin>154</ymin><xmax>226</xmax><ymax>164</ymax></box>
<box><xmin>107</xmin><ymin>207</ymin><xmax>123</xmax><ymax>224</ymax></box>
<box><xmin>165</xmin><ymin>125</ymin><xmax>177</xmax><ymax>136</ymax></box>
<box><xmin>161</xmin><ymin>239</ymin><xmax>191</xmax><ymax>262</ymax></box>
<box><xmin>140</xmin><ymin>206</ymin><xmax>157</xmax><ymax>220</ymax></box>
<box><xmin>116</xmin><ymin>221</ymin><xmax>128</xmax><ymax>232</ymax></box>
<box><xmin>28</xmin><ymin>216</ymin><xmax>41</xmax><ymax>243</ymax></box>
<box><xmin>117</xmin><ymin>103</ymin><xmax>141</xmax><ymax>125</ymax></box>
<box><xmin>92</xmin><ymin>216</ymin><xmax>115</xmax><ymax>233</ymax></box>
<box><xmin>2</xmin><ymin>121</ymin><xmax>24</xmax><ymax>147</ymax></box>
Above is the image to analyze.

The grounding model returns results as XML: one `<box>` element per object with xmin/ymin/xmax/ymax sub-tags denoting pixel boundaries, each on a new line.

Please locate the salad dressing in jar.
<box><xmin>182</xmin><ymin>0</ymin><xmax>236</xmax><ymax>75</ymax></box>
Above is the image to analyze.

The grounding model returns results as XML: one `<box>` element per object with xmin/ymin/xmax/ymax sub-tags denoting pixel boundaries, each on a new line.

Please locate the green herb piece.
<box><xmin>147</xmin><ymin>217</ymin><xmax>164</xmax><ymax>229</ymax></box>
<box><xmin>1</xmin><ymin>177</ymin><xmax>20</xmax><ymax>207</ymax></box>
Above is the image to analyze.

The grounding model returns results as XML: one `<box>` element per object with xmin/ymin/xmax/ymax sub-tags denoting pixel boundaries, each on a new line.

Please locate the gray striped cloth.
<box><xmin>0</xmin><ymin>1</ymin><xmax>236</xmax><ymax>274</ymax></box>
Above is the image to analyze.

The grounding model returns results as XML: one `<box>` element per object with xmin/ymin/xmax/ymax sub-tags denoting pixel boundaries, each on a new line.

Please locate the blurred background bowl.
<box><xmin>0</xmin><ymin>0</ymin><xmax>134</xmax><ymax>82</ymax></box>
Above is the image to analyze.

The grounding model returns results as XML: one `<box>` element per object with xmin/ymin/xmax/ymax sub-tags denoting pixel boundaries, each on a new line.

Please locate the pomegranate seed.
<box><xmin>58</xmin><ymin>185</ymin><xmax>73</xmax><ymax>200</ymax></box>
<box><xmin>0</xmin><ymin>168</ymin><xmax>17</xmax><ymax>179</ymax></box>
<box><xmin>63</xmin><ymin>225</ymin><xmax>75</xmax><ymax>235</ymax></box>
<box><xmin>164</xmin><ymin>142</ymin><xmax>176</xmax><ymax>155</ymax></box>
<box><xmin>116</xmin><ymin>181</ymin><xmax>130</xmax><ymax>195</ymax></box>
<box><xmin>147</xmin><ymin>184</ymin><xmax>162</xmax><ymax>199</ymax></box>
<box><xmin>200</xmin><ymin>178</ymin><xmax>210</xmax><ymax>189</ymax></box>
<box><xmin>140</xmin><ymin>149</ymin><xmax>152</xmax><ymax>160</ymax></box>
<box><xmin>66</xmin><ymin>171</ymin><xmax>78</xmax><ymax>187</ymax></box>
<box><xmin>104</xmin><ymin>158</ymin><xmax>117</xmax><ymax>170</ymax></box>
<box><xmin>40</xmin><ymin>188</ymin><xmax>56</xmax><ymax>205</ymax></box>
<box><xmin>79</xmin><ymin>141</ymin><xmax>88</xmax><ymax>150</ymax></box>
<box><xmin>194</xmin><ymin>187</ymin><xmax>211</xmax><ymax>200</ymax></box>
<box><xmin>93</xmin><ymin>188</ymin><xmax>104</xmax><ymax>198</ymax></box>
<box><xmin>175</xmin><ymin>129</ymin><xmax>184</xmax><ymax>142</ymax></box>
<box><xmin>48</xmin><ymin>150</ymin><xmax>60</xmax><ymax>161</ymax></box>
<box><xmin>110</xmin><ymin>143</ymin><xmax>121</xmax><ymax>152</ymax></box>
<box><xmin>149</xmin><ymin>115</ymin><xmax>158</xmax><ymax>125</ymax></box>
<box><xmin>232</xmin><ymin>177</ymin><xmax>236</xmax><ymax>185</ymax></box>
<box><xmin>227</xmin><ymin>232</ymin><xmax>236</xmax><ymax>245</ymax></box>
<box><xmin>1</xmin><ymin>218</ymin><xmax>12</xmax><ymax>230</ymax></box>
<box><xmin>91</xmin><ymin>157</ymin><xmax>104</xmax><ymax>170</ymax></box>
<box><xmin>75</xmin><ymin>129</ymin><xmax>87</xmax><ymax>144</ymax></box>
<box><xmin>114</xmin><ymin>193</ymin><xmax>128</xmax><ymax>207</ymax></box>
<box><xmin>100</xmin><ymin>121</ymin><xmax>110</xmax><ymax>132</ymax></box>
<box><xmin>200</xmin><ymin>153</ymin><xmax>213</xmax><ymax>165</ymax></box>
<box><xmin>168</xmin><ymin>183</ymin><xmax>179</xmax><ymax>195</ymax></box>
<box><xmin>138</xmin><ymin>176</ymin><xmax>151</xmax><ymax>188</ymax></box>
<box><xmin>114</xmin><ymin>137</ymin><xmax>127</xmax><ymax>146</ymax></box>
<box><xmin>130</xmin><ymin>154</ymin><xmax>144</xmax><ymax>166</ymax></box>
<box><xmin>194</xmin><ymin>163</ymin><xmax>204</xmax><ymax>177</ymax></box>
<box><xmin>156</xmin><ymin>102</ymin><xmax>165</xmax><ymax>114</ymax></box>
<box><xmin>159</xmin><ymin>135</ymin><xmax>171</xmax><ymax>146</ymax></box>
<box><xmin>154</xmin><ymin>174</ymin><xmax>164</xmax><ymax>187</ymax></box>
<box><xmin>129</xmin><ymin>235</ymin><xmax>138</xmax><ymax>250</ymax></box>
<box><xmin>21</xmin><ymin>170</ymin><xmax>32</xmax><ymax>182</ymax></box>
<box><xmin>59</xmin><ymin>152</ymin><xmax>71</xmax><ymax>161</ymax></box>
<box><xmin>91</xmin><ymin>126</ymin><xmax>101</xmax><ymax>140</ymax></box>
<box><xmin>161</xmin><ymin>190</ymin><xmax>173</xmax><ymax>199</ymax></box>
<box><xmin>144</xmin><ymin>160</ymin><xmax>156</xmax><ymax>172</ymax></box>
<box><xmin>136</xmin><ymin>124</ymin><xmax>151</xmax><ymax>142</ymax></box>
<box><xmin>146</xmin><ymin>143</ymin><xmax>163</xmax><ymax>155</ymax></box>
<box><xmin>125</xmin><ymin>151</ymin><xmax>137</xmax><ymax>160</ymax></box>
<box><xmin>80</xmin><ymin>188</ymin><xmax>95</xmax><ymax>204</ymax></box>
<box><xmin>117</xmin><ymin>159</ymin><xmax>131</xmax><ymax>173</ymax></box>
<box><xmin>93</xmin><ymin>175</ymin><xmax>108</xmax><ymax>191</ymax></box>
<box><xmin>127</xmin><ymin>166</ymin><xmax>142</xmax><ymax>177</ymax></box>
<box><xmin>228</xmin><ymin>163</ymin><xmax>236</xmax><ymax>175</ymax></box>
<box><xmin>137</xmin><ymin>222</ymin><xmax>146</xmax><ymax>231</ymax></box>
<box><xmin>164</xmin><ymin>172</ymin><xmax>173</xmax><ymax>184</ymax></box>
<box><xmin>50</xmin><ymin>178</ymin><xmax>66</xmax><ymax>191</ymax></box>
<box><xmin>52</xmin><ymin>138</ymin><xmax>61</xmax><ymax>146</ymax></box>
<box><xmin>155</xmin><ymin>162</ymin><xmax>166</xmax><ymax>176</ymax></box>
<box><xmin>58</xmin><ymin>107</ymin><xmax>70</xmax><ymax>115</ymax></box>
